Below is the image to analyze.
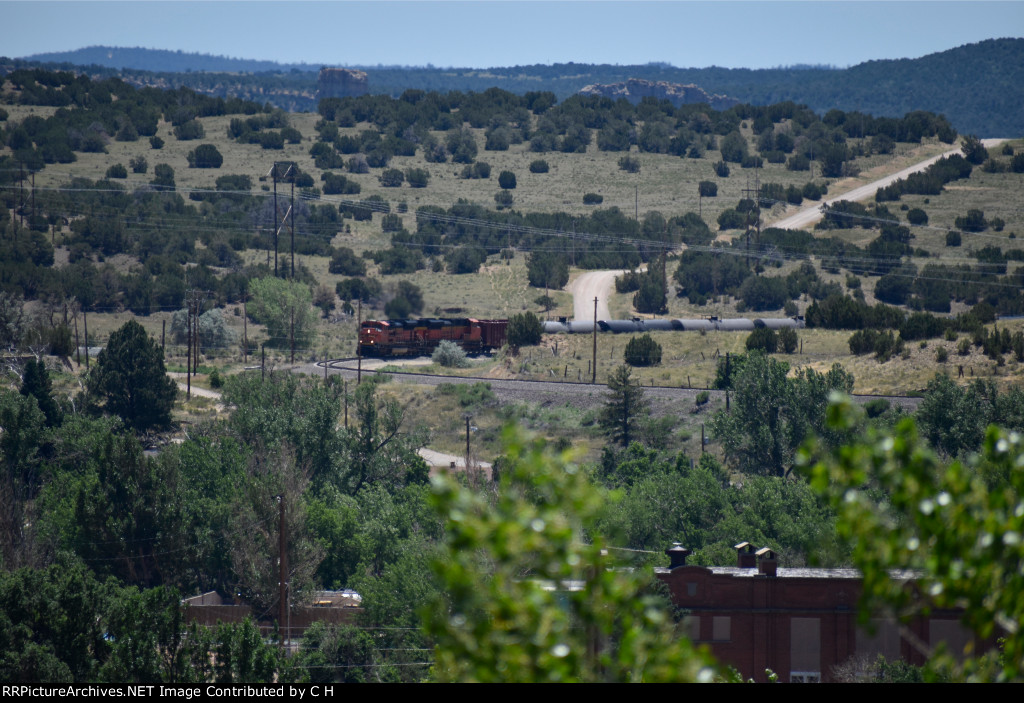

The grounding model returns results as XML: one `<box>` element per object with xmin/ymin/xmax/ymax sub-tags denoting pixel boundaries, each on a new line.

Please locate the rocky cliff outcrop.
<box><xmin>579</xmin><ymin>79</ymin><xmax>737</xmax><ymax>110</ymax></box>
<box><xmin>318</xmin><ymin>68</ymin><xmax>369</xmax><ymax>100</ymax></box>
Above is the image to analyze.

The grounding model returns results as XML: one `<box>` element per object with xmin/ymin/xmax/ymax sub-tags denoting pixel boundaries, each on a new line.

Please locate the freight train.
<box><xmin>357</xmin><ymin>318</ymin><xmax>508</xmax><ymax>357</ymax></box>
<box><xmin>357</xmin><ymin>316</ymin><xmax>803</xmax><ymax>358</ymax></box>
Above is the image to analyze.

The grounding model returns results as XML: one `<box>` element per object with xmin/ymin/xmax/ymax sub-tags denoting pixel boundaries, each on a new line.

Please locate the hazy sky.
<box><xmin>6</xmin><ymin>1</ymin><xmax>1023</xmax><ymax>69</ymax></box>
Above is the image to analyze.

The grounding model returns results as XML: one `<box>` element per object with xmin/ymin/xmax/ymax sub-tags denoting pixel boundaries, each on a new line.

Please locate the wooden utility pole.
<box><xmin>272</xmin><ymin>164</ymin><xmax>279</xmax><ymax>277</ymax></box>
<box><xmin>73</xmin><ymin>308</ymin><xmax>81</xmax><ymax>367</ymax></box>
<box><xmin>193</xmin><ymin>296</ymin><xmax>200</xmax><ymax>377</ymax></box>
<box><xmin>357</xmin><ymin>298</ymin><xmax>362</xmax><ymax>385</ymax></box>
<box><xmin>592</xmin><ymin>297</ymin><xmax>598</xmax><ymax>384</ymax></box>
<box><xmin>83</xmin><ymin>310</ymin><xmax>89</xmax><ymax>368</ymax></box>
<box><xmin>290</xmin><ymin>170</ymin><xmax>295</xmax><ymax>279</ymax></box>
<box><xmin>278</xmin><ymin>494</ymin><xmax>288</xmax><ymax>652</ymax></box>
<box><xmin>242</xmin><ymin>294</ymin><xmax>248</xmax><ymax>364</ymax></box>
<box><xmin>290</xmin><ymin>307</ymin><xmax>295</xmax><ymax>364</ymax></box>
<box><xmin>186</xmin><ymin>293</ymin><xmax>192</xmax><ymax>400</ymax></box>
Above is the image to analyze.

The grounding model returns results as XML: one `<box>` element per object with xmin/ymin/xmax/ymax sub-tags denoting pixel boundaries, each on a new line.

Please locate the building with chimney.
<box><xmin>655</xmin><ymin>543</ymin><xmax>984</xmax><ymax>682</ymax></box>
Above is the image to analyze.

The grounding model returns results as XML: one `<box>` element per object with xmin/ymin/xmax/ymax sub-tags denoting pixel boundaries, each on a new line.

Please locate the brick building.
<box><xmin>655</xmin><ymin>543</ymin><xmax>980</xmax><ymax>682</ymax></box>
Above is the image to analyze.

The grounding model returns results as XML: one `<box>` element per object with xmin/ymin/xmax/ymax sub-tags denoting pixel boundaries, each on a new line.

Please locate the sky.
<box><xmin>4</xmin><ymin>1</ymin><xmax>1024</xmax><ymax>70</ymax></box>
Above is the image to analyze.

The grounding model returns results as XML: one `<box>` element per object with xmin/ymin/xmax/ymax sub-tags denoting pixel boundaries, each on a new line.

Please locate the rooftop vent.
<box><xmin>666</xmin><ymin>543</ymin><xmax>692</xmax><ymax>569</ymax></box>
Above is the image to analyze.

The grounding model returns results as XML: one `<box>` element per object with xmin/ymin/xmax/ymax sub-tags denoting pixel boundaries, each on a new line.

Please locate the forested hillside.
<box><xmin>18</xmin><ymin>38</ymin><xmax>1024</xmax><ymax>135</ymax></box>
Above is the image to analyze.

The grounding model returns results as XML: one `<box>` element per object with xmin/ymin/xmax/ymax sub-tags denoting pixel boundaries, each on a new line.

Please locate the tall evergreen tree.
<box><xmin>20</xmin><ymin>358</ymin><xmax>61</xmax><ymax>427</ymax></box>
<box><xmin>86</xmin><ymin>320</ymin><xmax>176</xmax><ymax>432</ymax></box>
<box><xmin>600</xmin><ymin>365</ymin><xmax>649</xmax><ymax>447</ymax></box>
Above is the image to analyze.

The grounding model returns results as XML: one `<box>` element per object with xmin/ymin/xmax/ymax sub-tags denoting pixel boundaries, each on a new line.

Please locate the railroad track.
<box><xmin>304</xmin><ymin>357</ymin><xmax>922</xmax><ymax>412</ymax></box>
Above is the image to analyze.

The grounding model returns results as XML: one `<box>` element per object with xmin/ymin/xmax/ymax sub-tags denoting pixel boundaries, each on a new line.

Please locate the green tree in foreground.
<box><xmin>86</xmin><ymin>320</ymin><xmax>176</xmax><ymax>432</ymax></box>
<box><xmin>711</xmin><ymin>353</ymin><xmax>853</xmax><ymax>476</ymax></box>
<box><xmin>424</xmin><ymin>429</ymin><xmax>716</xmax><ymax>682</ymax></box>
<box><xmin>799</xmin><ymin>396</ymin><xmax>1024</xmax><ymax>681</ymax></box>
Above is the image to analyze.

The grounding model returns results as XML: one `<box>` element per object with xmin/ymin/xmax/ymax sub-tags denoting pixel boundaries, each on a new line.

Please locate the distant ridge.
<box><xmin>579</xmin><ymin>79</ymin><xmax>738</xmax><ymax>110</ymax></box>
<box><xmin>23</xmin><ymin>45</ymin><xmax>321</xmax><ymax>74</ymax></box>
<box><xmin>15</xmin><ymin>39</ymin><xmax>1024</xmax><ymax>135</ymax></box>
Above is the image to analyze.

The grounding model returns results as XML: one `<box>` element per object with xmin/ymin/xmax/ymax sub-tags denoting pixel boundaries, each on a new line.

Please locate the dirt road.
<box><xmin>566</xmin><ymin>269</ymin><xmax>625</xmax><ymax>321</ymax></box>
<box><xmin>769</xmin><ymin>139</ymin><xmax>1009</xmax><ymax>231</ymax></box>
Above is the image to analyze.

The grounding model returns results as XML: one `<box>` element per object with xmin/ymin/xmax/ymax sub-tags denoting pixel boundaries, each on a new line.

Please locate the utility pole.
<box><xmin>272</xmin><ymin>164</ymin><xmax>279</xmax><ymax>277</ymax></box>
<box><xmin>73</xmin><ymin>306</ymin><xmax>81</xmax><ymax>367</ymax></box>
<box><xmin>186</xmin><ymin>291</ymin><xmax>192</xmax><ymax>400</ymax></box>
<box><xmin>83</xmin><ymin>309</ymin><xmax>89</xmax><ymax>369</ymax></box>
<box><xmin>742</xmin><ymin>175</ymin><xmax>761</xmax><ymax>271</ymax></box>
<box><xmin>242</xmin><ymin>293</ymin><xmax>248</xmax><ymax>364</ymax></box>
<box><xmin>193</xmin><ymin>294</ymin><xmax>201</xmax><ymax>379</ymax></box>
<box><xmin>290</xmin><ymin>167</ymin><xmax>295</xmax><ymax>279</ymax></box>
<box><xmin>290</xmin><ymin>307</ymin><xmax>295</xmax><ymax>365</ymax></box>
<box><xmin>278</xmin><ymin>494</ymin><xmax>288</xmax><ymax>653</ymax></box>
<box><xmin>357</xmin><ymin>298</ymin><xmax>362</xmax><ymax>385</ymax></box>
<box><xmin>592</xmin><ymin>297</ymin><xmax>598</xmax><ymax>384</ymax></box>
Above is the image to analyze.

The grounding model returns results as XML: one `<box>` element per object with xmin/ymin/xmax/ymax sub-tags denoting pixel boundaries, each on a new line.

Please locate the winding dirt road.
<box><xmin>768</xmin><ymin>139</ymin><xmax>1008</xmax><ymax>231</ymax></box>
<box><xmin>564</xmin><ymin>140</ymin><xmax>1011</xmax><ymax>319</ymax></box>
<box><xmin>566</xmin><ymin>270</ymin><xmax>628</xmax><ymax>321</ymax></box>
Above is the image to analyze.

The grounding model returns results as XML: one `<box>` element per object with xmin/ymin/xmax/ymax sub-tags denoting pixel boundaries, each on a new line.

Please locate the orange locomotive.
<box><xmin>357</xmin><ymin>318</ymin><xmax>508</xmax><ymax>357</ymax></box>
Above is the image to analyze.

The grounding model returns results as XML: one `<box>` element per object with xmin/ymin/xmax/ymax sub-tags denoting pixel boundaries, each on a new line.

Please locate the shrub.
<box><xmin>906</xmin><ymin>208</ymin><xmax>928</xmax><ymax>225</ymax></box>
<box><xmin>433</xmin><ymin>340</ymin><xmax>469</xmax><ymax>368</ymax></box>
<box><xmin>379</xmin><ymin>168</ymin><xmax>404</xmax><ymax>187</ymax></box>
<box><xmin>129</xmin><ymin>156</ymin><xmax>148</xmax><ymax>174</ymax></box>
<box><xmin>698</xmin><ymin>181</ymin><xmax>717</xmax><ymax>197</ymax></box>
<box><xmin>461</xmin><ymin>162</ymin><xmax>491</xmax><ymax>179</ymax></box>
<box><xmin>507</xmin><ymin>312</ymin><xmax>542</xmax><ymax>348</ymax></box>
<box><xmin>498</xmin><ymin>170</ymin><xmax>517</xmax><ymax>189</ymax></box>
<box><xmin>529</xmin><ymin>160</ymin><xmax>549</xmax><ymax>174</ymax></box>
<box><xmin>149</xmin><ymin>136</ymin><xmax>164</xmax><ymax>149</ymax></box>
<box><xmin>936</xmin><ymin>347</ymin><xmax>949</xmax><ymax>363</ymax></box>
<box><xmin>624</xmin><ymin>334</ymin><xmax>662</xmax><ymax>367</ymax></box>
<box><xmin>946</xmin><ymin>231</ymin><xmax>962</xmax><ymax>247</ymax></box>
<box><xmin>778</xmin><ymin>327</ymin><xmax>798</xmax><ymax>354</ymax></box>
<box><xmin>618</xmin><ymin>155</ymin><xmax>641</xmax><ymax>173</ymax></box>
<box><xmin>405</xmin><ymin>168</ymin><xmax>429</xmax><ymax>188</ymax></box>
<box><xmin>152</xmin><ymin>163</ymin><xmax>175</xmax><ymax>189</ymax></box>
<box><xmin>105</xmin><ymin>163</ymin><xmax>127</xmax><ymax>179</ymax></box>
<box><xmin>583</xmin><ymin>193</ymin><xmax>603</xmax><ymax>205</ymax></box>
<box><xmin>174</xmin><ymin>119</ymin><xmax>205</xmax><ymax>141</ymax></box>
<box><xmin>745</xmin><ymin>328</ymin><xmax>778</xmax><ymax>353</ymax></box>
<box><xmin>695</xmin><ymin>390</ymin><xmax>710</xmax><ymax>407</ymax></box>
<box><xmin>186</xmin><ymin>144</ymin><xmax>223</xmax><ymax>168</ymax></box>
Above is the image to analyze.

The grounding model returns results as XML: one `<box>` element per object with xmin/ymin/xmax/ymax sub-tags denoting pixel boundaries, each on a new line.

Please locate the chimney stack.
<box><xmin>666</xmin><ymin>543</ymin><xmax>692</xmax><ymax>569</ymax></box>
<box><xmin>734</xmin><ymin>541</ymin><xmax>757</xmax><ymax>568</ymax></box>
<box><xmin>756</xmin><ymin>547</ymin><xmax>777</xmax><ymax>577</ymax></box>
